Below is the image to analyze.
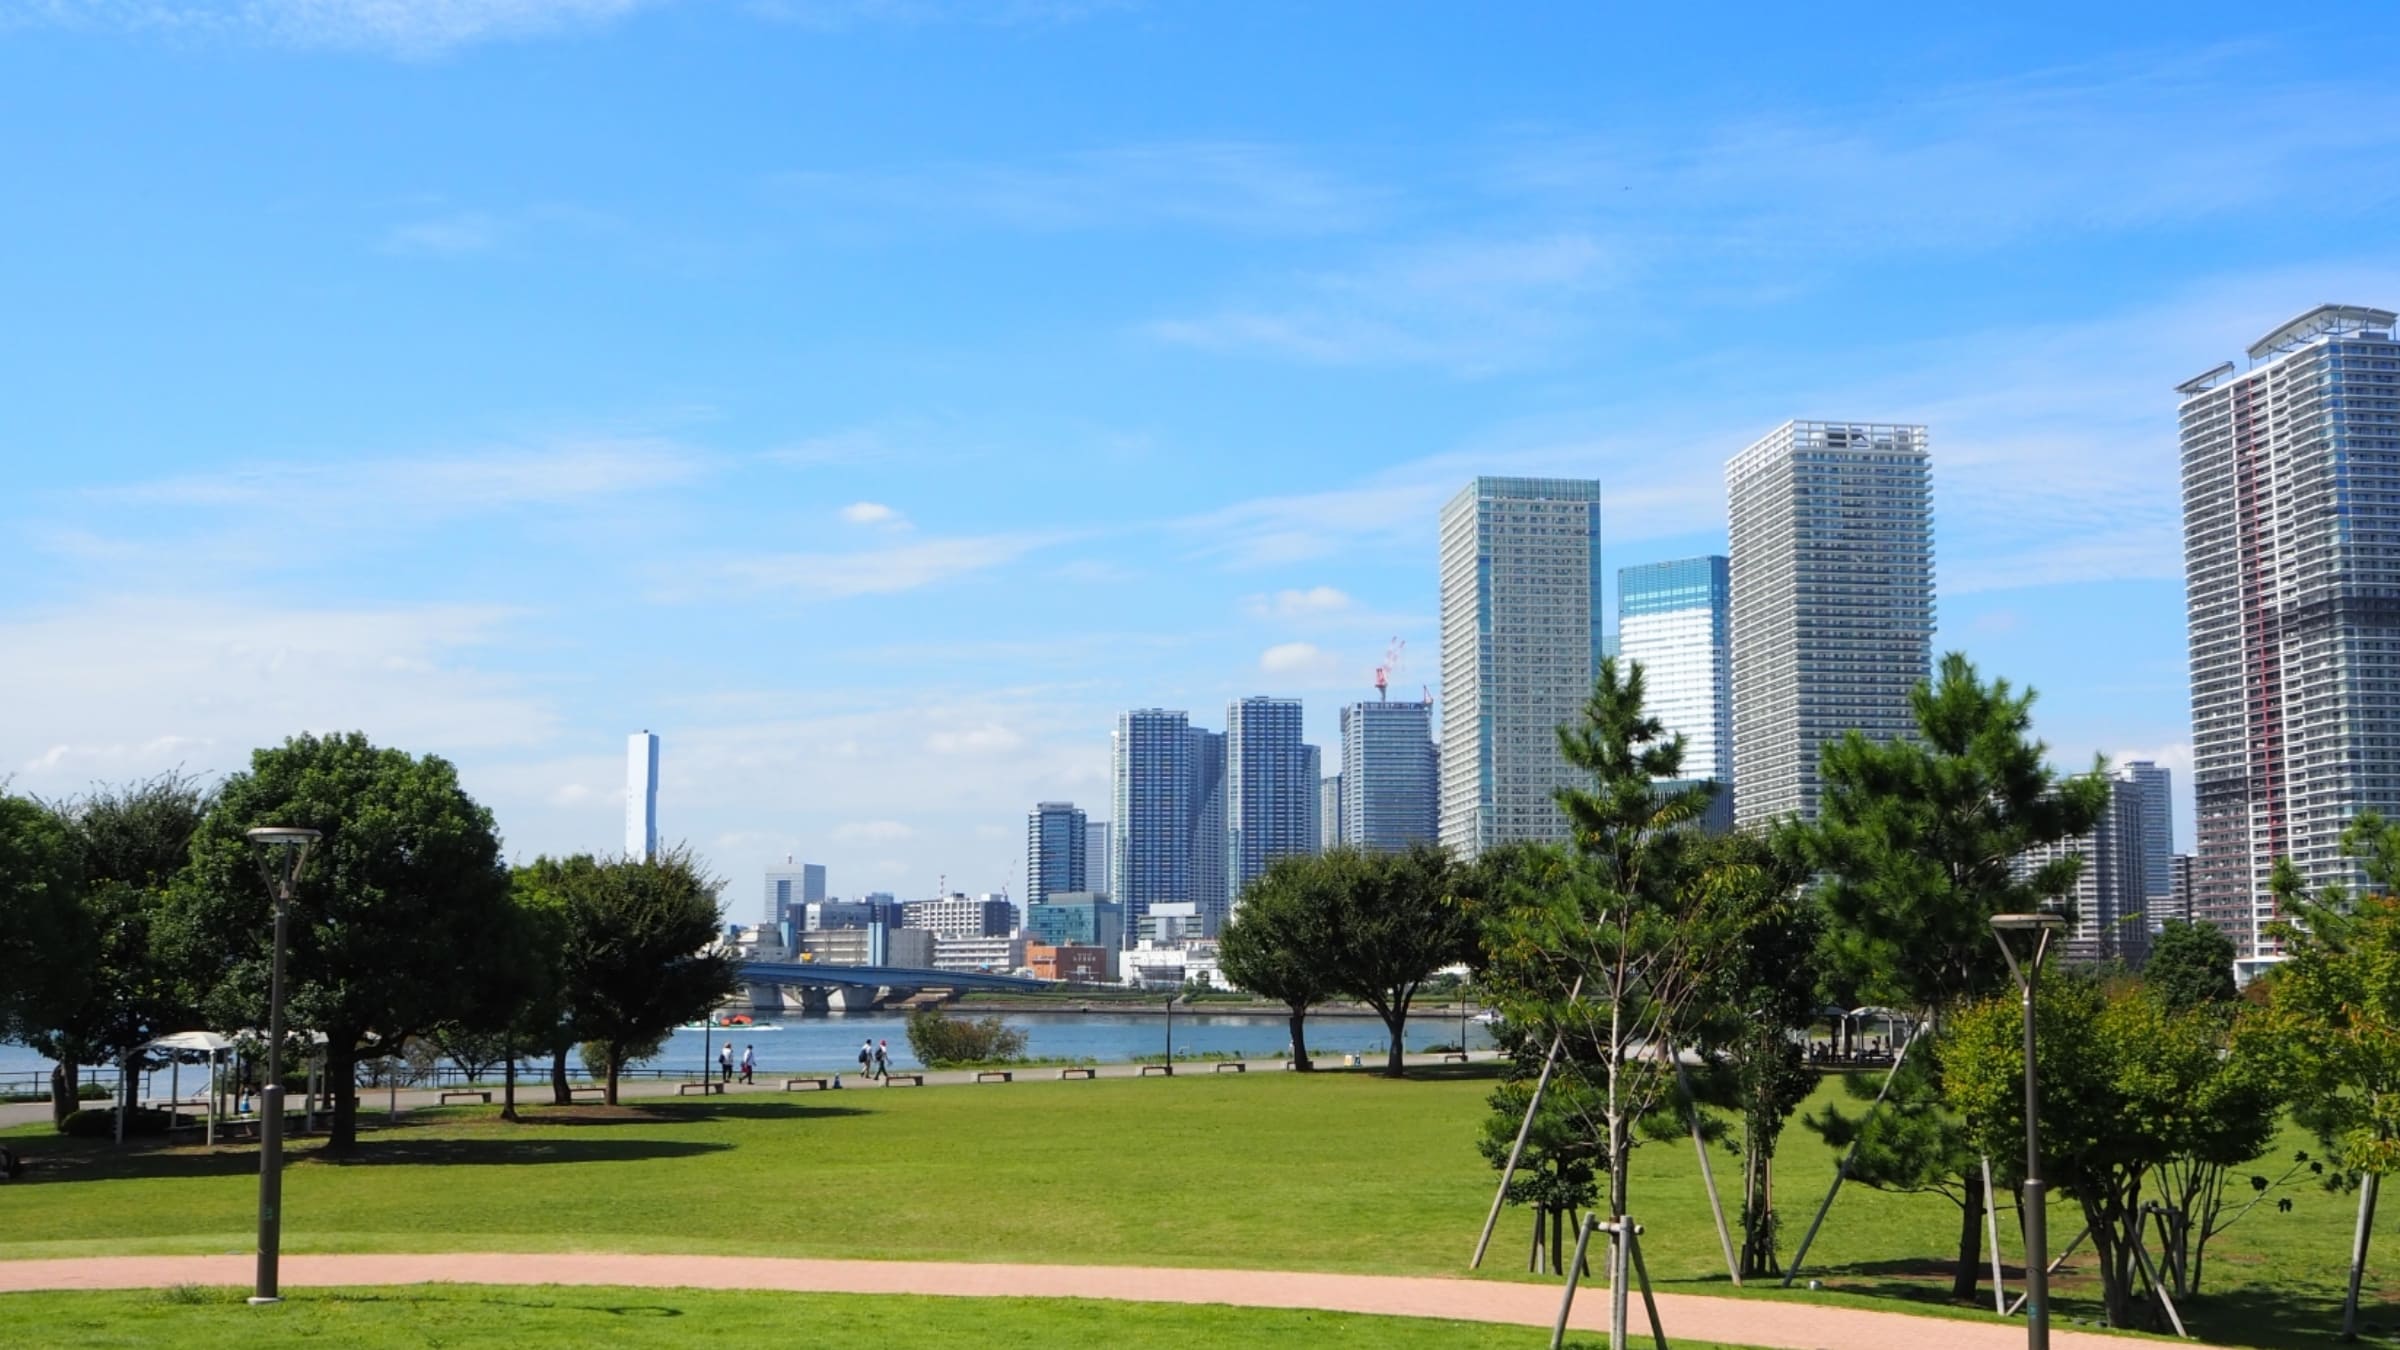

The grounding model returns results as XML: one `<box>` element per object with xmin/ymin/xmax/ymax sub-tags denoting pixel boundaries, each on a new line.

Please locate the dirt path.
<box><xmin>0</xmin><ymin>1252</ymin><xmax>2170</xmax><ymax>1348</ymax></box>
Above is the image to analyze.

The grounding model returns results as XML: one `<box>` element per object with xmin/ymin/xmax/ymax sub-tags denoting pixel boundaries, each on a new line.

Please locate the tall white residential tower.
<box><xmin>626</xmin><ymin>730</ymin><xmax>659</xmax><ymax>861</ymax></box>
<box><xmin>1437</xmin><ymin>477</ymin><xmax>1604</xmax><ymax>859</ymax></box>
<box><xmin>1726</xmin><ymin>422</ymin><xmax>1934</xmax><ymax>829</ymax></box>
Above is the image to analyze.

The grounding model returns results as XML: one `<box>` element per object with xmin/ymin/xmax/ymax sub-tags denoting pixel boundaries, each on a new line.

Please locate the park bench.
<box><xmin>677</xmin><ymin>1081</ymin><xmax>725</xmax><ymax>1096</ymax></box>
<box><xmin>1138</xmin><ymin>1064</ymin><xmax>1174</xmax><ymax>1077</ymax></box>
<box><xmin>439</xmin><ymin>1090</ymin><xmax>492</xmax><ymax>1105</ymax></box>
<box><xmin>1440</xmin><ymin>1050</ymin><xmax>1471</xmax><ymax>1063</ymax></box>
<box><xmin>975</xmin><ymin>1070</ymin><xmax>1013</xmax><ymax>1084</ymax></box>
<box><xmin>1057</xmin><ymin>1067</ymin><xmax>1096</xmax><ymax>1080</ymax></box>
<box><xmin>882</xmin><ymin>1073</ymin><xmax>925</xmax><ymax>1087</ymax></box>
<box><xmin>1212</xmin><ymin>1061</ymin><xmax>1246</xmax><ymax>1074</ymax></box>
<box><xmin>783</xmin><ymin>1077</ymin><xmax>831</xmax><ymax>1092</ymax></box>
<box><xmin>567</xmin><ymin>1085</ymin><xmax>607</xmax><ymax>1102</ymax></box>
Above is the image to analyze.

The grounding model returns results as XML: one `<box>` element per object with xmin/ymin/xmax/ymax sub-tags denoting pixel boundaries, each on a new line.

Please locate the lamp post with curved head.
<box><xmin>244</xmin><ymin>826</ymin><xmax>319</xmax><ymax>1306</ymax></box>
<box><xmin>1990</xmin><ymin>910</ymin><xmax>2068</xmax><ymax>1350</ymax></box>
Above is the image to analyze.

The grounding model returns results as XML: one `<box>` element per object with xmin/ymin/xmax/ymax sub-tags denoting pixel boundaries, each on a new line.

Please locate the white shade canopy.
<box><xmin>142</xmin><ymin>1031</ymin><xmax>235</xmax><ymax>1055</ymax></box>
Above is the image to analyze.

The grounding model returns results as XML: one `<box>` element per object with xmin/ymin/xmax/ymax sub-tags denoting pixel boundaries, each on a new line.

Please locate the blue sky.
<box><xmin>6</xmin><ymin>2</ymin><xmax>2398</xmax><ymax>908</ymax></box>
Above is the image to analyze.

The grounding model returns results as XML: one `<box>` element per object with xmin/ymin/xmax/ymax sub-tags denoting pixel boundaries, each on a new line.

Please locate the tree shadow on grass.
<box><xmin>287</xmin><ymin>1290</ymin><xmax>688</xmax><ymax>1319</ymax></box>
<box><xmin>1370</xmin><ymin>1062</ymin><xmax>1507</xmax><ymax>1084</ymax></box>
<box><xmin>306</xmin><ymin>1136</ymin><xmax>736</xmax><ymax>1168</ymax></box>
<box><xmin>629</xmin><ymin>1100</ymin><xmax>874</xmax><ymax>1125</ymax></box>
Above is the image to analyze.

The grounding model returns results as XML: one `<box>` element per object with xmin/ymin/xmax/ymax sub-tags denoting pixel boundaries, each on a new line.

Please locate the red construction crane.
<box><xmin>1373</xmin><ymin>637</ymin><xmax>1406</xmax><ymax>702</ymax></box>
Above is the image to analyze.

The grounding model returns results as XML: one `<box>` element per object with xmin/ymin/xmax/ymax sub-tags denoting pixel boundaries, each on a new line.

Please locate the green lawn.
<box><xmin>1</xmin><ymin>1066</ymin><xmax>2393</xmax><ymax>1347</ymax></box>
<box><xmin>0</xmin><ymin>1285</ymin><xmax>1755</xmax><ymax>1349</ymax></box>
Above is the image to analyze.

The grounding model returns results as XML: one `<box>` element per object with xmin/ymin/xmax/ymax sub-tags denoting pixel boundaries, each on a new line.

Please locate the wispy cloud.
<box><xmin>382</xmin><ymin>211</ymin><xmax>502</xmax><ymax>255</ymax></box>
<box><xmin>778</xmin><ymin>141</ymin><xmax>1382</xmax><ymax>237</ymax></box>
<box><xmin>1144</xmin><ymin>233</ymin><xmax>1615</xmax><ymax>372</ymax></box>
<box><xmin>22</xmin><ymin>0</ymin><xmax>663</xmax><ymax>55</ymax></box>
<box><xmin>103</xmin><ymin>438</ymin><xmax>707</xmax><ymax>514</ymax></box>
<box><xmin>1490</xmin><ymin>46</ymin><xmax>2400</xmax><ymax>256</ymax></box>
<box><xmin>1244</xmin><ymin>586</ymin><xmax>1351</xmax><ymax>619</ymax></box>
<box><xmin>718</xmin><ymin>532</ymin><xmax>1059</xmax><ymax>598</ymax></box>
<box><xmin>839</xmin><ymin>501</ymin><xmax>906</xmax><ymax>527</ymax></box>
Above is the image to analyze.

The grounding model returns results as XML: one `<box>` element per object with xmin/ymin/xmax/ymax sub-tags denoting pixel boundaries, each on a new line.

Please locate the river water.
<box><xmin>0</xmin><ymin>1009</ymin><xmax>1496</xmax><ymax>1084</ymax></box>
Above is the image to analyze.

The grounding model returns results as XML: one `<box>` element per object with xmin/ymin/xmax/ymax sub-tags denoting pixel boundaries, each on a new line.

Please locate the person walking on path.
<box><xmin>858</xmin><ymin>1039</ymin><xmax>874</xmax><ymax>1078</ymax></box>
<box><xmin>739</xmin><ymin>1045</ymin><xmax>755</xmax><ymax>1085</ymax></box>
<box><xmin>719</xmin><ymin>1042</ymin><xmax>733</xmax><ymax>1084</ymax></box>
<box><xmin>874</xmin><ymin>1040</ymin><xmax>890</xmax><ymax>1082</ymax></box>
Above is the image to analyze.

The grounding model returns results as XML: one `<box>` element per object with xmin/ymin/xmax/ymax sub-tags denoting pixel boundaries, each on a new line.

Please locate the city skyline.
<box><xmin>9</xmin><ymin>10</ymin><xmax>2396</xmax><ymax>893</ymax></box>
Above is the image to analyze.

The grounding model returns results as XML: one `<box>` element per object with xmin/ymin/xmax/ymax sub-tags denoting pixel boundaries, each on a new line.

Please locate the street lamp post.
<box><xmin>244</xmin><ymin>826</ymin><xmax>320</xmax><ymax>1307</ymax></box>
<box><xmin>1990</xmin><ymin>910</ymin><xmax>2068</xmax><ymax>1350</ymax></box>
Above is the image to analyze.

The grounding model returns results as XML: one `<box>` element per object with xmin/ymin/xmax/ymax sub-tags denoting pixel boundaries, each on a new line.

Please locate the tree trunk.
<box><xmin>2343</xmin><ymin>1173</ymin><xmax>2380</xmax><ymax>1341</ymax></box>
<box><xmin>1287</xmin><ymin>1006</ymin><xmax>1311</xmax><ymax>1071</ymax></box>
<box><xmin>50</xmin><ymin>1061</ymin><xmax>78</xmax><ymax>1127</ymax></box>
<box><xmin>1380</xmin><ymin>1000</ymin><xmax>1408</xmax><ymax>1077</ymax></box>
<box><xmin>324</xmin><ymin>1037</ymin><xmax>359</xmax><ymax>1155</ymax></box>
<box><xmin>550</xmin><ymin>1042</ymin><xmax>571</xmax><ymax>1106</ymax></box>
<box><xmin>605</xmin><ymin>1050</ymin><xmax>621</xmax><ymax>1107</ymax></box>
<box><xmin>2088</xmin><ymin>1202</ymin><xmax>2149</xmax><ymax>1332</ymax></box>
<box><xmin>1950</xmin><ymin>1183</ymin><xmax>1984</xmax><ymax>1302</ymax></box>
<box><xmin>501</xmin><ymin>1043</ymin><xmax>518</xmax><ymax>1123</ymax></box>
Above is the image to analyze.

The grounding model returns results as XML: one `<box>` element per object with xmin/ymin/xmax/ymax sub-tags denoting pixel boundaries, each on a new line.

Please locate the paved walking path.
<box><xmin>0</xmin><ymin>1252</ymin><xmax>2168</xmax><ymax>1348</ymax></box>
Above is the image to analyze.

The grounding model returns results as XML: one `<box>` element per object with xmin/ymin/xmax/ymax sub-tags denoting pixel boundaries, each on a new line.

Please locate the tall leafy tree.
<box><xmin>1790</xmin><ymin>652</ymin><xmax>2107</xmax><ymax>1299</ymax></box>
<box><xmin>2147</xmin><ymin>919</ymin><xmax>2239</xmax><ymax>1012</ymax></box>
<box><xmin>1317</xmin><ymin>844</ymin><xmax>1472</xmax><ymax>1077</ymax></box>
<box><xmin>166</xmin><ymin>733</ymin><xmax>515</xmax><ymax>1153</ymax></box>
<box><xmin>1478</xmin><ymin>657</ymin><xmax>1755</xmax><ymax>1323</ymax></box>
<box><xmin>514</xmin><ymin>855</ymin><xmax>589</xmax><ymax>1105</ymax></box>
<box><xmin>1947</xmin><ymin>977</ymin><xmax>2283</xmax><ymax>1332</ymax></box>
<box><xmin>1219</xmin><ymin>855</ymin><xmax>1339</xmax><ymax>1070</ymax></box>
<box><xmin>25</xmin><ymin>773</ymin><xmax>211</xmax><ymax>1127</ymax></box>
<box><xmin>554</xmin><ymin>848</ymin><xmax>738</xmax><ymax>1104</ymax></box>
<box><xmin>0</xmin><ymin>793</ymin><xmax>82</xmax><ymax>1079</ymax></box>
<box><xmin>2262</xmin><ymin>811</ymin><xmax>2400</xmax><ymax>1337</ymax></box>
<box><xmin>1681</xmin><ymin>829</ymin><xmax>1822</xmax><ymax>1278</ymax></box>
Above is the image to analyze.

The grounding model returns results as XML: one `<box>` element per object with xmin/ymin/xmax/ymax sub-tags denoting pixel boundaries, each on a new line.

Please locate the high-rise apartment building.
<box><xmin>626</xmin><ymin>730</ymin><xmax>659</xmax><ymax>861</ymax></box>
<box><xmin>1085</xmin><ymin>820</ymin><xmax>1112</xmax><ymax>898</ymax></box>
<box><xmin>1300</xmin><ymin>743</ymin><xmax>1322</xmax><ymax>862</ymax></box>
<box><xmin>2115</xmin><ymin>761</ymin><xmax>2174</xmax><ymax>930</ymax></box>
<box><xmin>1339</xmin><ymin>699</ymin><xmax>1439</xmax><ymax>852</ymax></box>
<box><xmin>1727</xmin><ymin>422</ymin><xmax>1934</xmax><ymax>828</ymax></box>
<box><xmin>1319</xmin><ymin>774</ymin><xmax>1344</xmax><ymax>851</ymax></box>
<box><xmin>1225</xmin><ymin>696</ymin><xmax>1314</xmax><ymax>911</ymax></box>
<box><xmin>1112</xmin><ymin>710</ymin><xmax>1192</xmax><ymax>937</ymax></box>
<box><xmin>2170</xmin><ymin>854</ymin><xmax>2195</xmax><ymax>925</ymax></box>
<box><xmin>1437</xmin><ymin>477</ymin><xmax>1605</xmax><ymax>858</ymax></box>
<box><xmin>2019</xmin><ymin>773</ymin><xmax>2152</xmax><ymax>967</ymax></box>
<box><xmin>1618</xmin><ymin>556</ymin><xmax>1734</xmax><ymax>822</ymax></box>
<box><xmin>2179</xmin><ymin>304</ymin><xmax>2400</xmax><ymax>966</ymax></box>
<box><xmin>1026</xmin><ymin>802</ymin><xmax>1088</xmax><ymax>908</ymax></box>
<box><xmin>1187</xmin><ymin>726</ymin><xmax>1227</xmax><ymax>933</ymax></box>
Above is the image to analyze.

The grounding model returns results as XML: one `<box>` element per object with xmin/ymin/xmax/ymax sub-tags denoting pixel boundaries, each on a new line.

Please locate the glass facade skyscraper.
<box><xmin>1727</xmin><ymin>422</ymin><xmax>1934</xmax><ymax>829</ymax></box>
<box><xmin>1437</xmin><ymin>476</ymin><xmax>1605</xmax><ymax>859</ymax></box>
<box><xmin>2179</xmin><ymin>304</ymin><xmax>2400</xmax><ymax>966</ymax></box>
<box><xmin>1112</xmin><ymin>709</ymin><xmax>1191</xmax><ymax>937</ymax></box>
<box><xmin>1618</xmin><ymin>556</ymin><xmax>1733</xmax><ymax>820</ymax></box>
<box><xmin>1339</xmin><ymin>699</ymin><xmax>1438</xmax><ymax>853</ymax></box>
<box><xmin>1026</xmin><ymin>801</ymin><xmax>1087</xmax><ymax>908</ymax></box>
<box><xmin>626</xmin><ymin>730</ymin><xmax>659</xmax><ymax>861</ymax></box>
<box><xmin>1225</xmin><ymin>696</ymin><xmax>1313</xmax><ymax>919</ymax></box>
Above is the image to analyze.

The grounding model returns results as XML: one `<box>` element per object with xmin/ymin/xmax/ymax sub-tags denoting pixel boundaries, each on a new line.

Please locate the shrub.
<box><xmin>904</xmin><ymin>1011</ymin><xmax>1028</xmax><ymax>1068</ymax></box>
<box><xmin>58</xmin><ymin>1107</ymin><xmax>175</xmax><ymax>1138</ymax></box>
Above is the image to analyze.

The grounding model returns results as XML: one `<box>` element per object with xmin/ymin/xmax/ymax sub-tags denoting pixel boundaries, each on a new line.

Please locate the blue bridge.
<box><xmin>735</xmin><ymin>961</ymin><xmax>1052</xmax><ymax>1011</ymax></box>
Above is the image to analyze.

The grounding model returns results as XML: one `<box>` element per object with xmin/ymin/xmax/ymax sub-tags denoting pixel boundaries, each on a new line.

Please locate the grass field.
<box><xmin>0</xmin><ymin>1284</ymin><xmax>1756</xmax><ymax>1349</ymax></box>
<box><xmin>1</xmin><ymin>1065</ymin><xmax>2393</xmax><ymax>1346</ymax></box>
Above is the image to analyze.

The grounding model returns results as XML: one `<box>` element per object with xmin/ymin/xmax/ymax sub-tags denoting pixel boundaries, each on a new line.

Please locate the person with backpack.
<box><xmin>858</xmin><ymin>1038</ymin><xmax>873</xmax><ymax>1078</ymax></box>
<box><xmin>739</xmin><ymin>1044</ymin><xmax>755</xmax><ymax>1085</ymax></box>
<box><xmin>874</xmin><ymin>1040</ymin><xmax>890</xmax><ymax>1082</ymax></box>
<box><xmin>719</xmin><ymin>1042</ymin><xmax>734</xmax><ymax>1083</ymax></box>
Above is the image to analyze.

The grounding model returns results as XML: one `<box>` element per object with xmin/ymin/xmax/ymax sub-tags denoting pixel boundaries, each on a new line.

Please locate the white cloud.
<box><xmin>1259</xmin><ymin>642</ymin><xmax>1339</xmax><ymax>681</ymax></box>
<box><xmin>21</xmin><ymin>0</ymin><xmax>663</xmax><ymax>55</ymax></box>
<box><xmin>840</xmin><ymin>501</ymin><xmax>904</xmax><ymax>526</ymax></box>
<box><xmin>925</xmin><ymin>723</ymin><xmax>1026</xmax><ymax>756</ymax></box>
<box><xmin>1244</xmin><ymin>586</ymin><xmax>1351</xmax><ymax>619</ymax></box>
<box><xmin>0</xmin><ymin>597</ymin><xmax>551</xmax><ymax>803</ymax></box>
<box><xmin>719</xmin><ymin>533</ymin><xmax>1058</xmax><ymax>598</ymax></box>
<box><xmin>103</xmin><ymin>438</ymin><xmax>705</xmax><ymax>514</ymax></box>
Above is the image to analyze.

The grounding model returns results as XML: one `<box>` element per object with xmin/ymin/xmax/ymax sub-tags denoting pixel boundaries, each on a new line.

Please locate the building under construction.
<box><xmin>2178</xmin><ymin>304</ymin><xmax>2400</xmax><ymax>972</ymax></box>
